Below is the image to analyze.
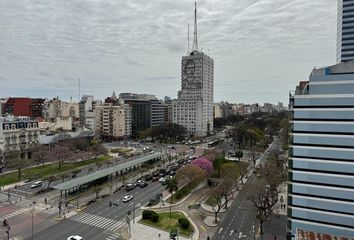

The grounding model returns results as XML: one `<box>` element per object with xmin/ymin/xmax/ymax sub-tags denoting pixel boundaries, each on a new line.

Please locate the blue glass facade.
<box><xmin>337</xmin><ymin>0</ymin><xmax>354</xmax><ymax>63</ymax></box>
<box><xmin>288</xmin><ymin>61</ymin><xmax>354</xmax><ymax>238</ymax></box>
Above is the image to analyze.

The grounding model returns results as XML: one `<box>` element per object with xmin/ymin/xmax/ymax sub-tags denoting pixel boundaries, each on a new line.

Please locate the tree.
<box><xmin>93</xmin><ymin>185</ymin><xmax>102</xmax><ymax>199</ymax></box>
<box><xmin>206</xmin><ymin>187</ymin><xmax>224</xmax><ymax>223</ymax></box>
<box><xmin>249</xmin><ymin>147</ymin><xmax>259</xmax><ymax>167</ymax></box>
<box><xmin>248</xmin><ymin>179</ymin><xmax>280</xmax><ymax>235</ymax></box>
<box><xmin>53</xmin><ymin>144</ymin><xmax>71</xmax><ymax>170</ymax></box>
<box><xmin>246</xmin><ymin>128</ymin><xmax>263</xmax><ymax>147</ymax></box>
<box><xmin>220</xmin><ymin>163</ymin><xmax>240</xmax><ymax>209</ymax></box>
<box><xmin>166</xmin><ymin>178</ymin><xmax>178</xmax><ymax>219</ymax></box>
<box><xmin>105</xmin><ymin>160</ymin><xmax>113</xmax><ymax>168</ymax></box>
<box><xmin>0</xmin><ymin>149</ymin><xmax>6</xmax><ymax>173</ymax></box>
<box><xmin>139</xmin><ymin>123</ymin><xmax>187</xmax><ymax>142</ymax></box>
<box><xmin>44</xmin><ymin>175</ymin><xmax>58</xmax><ymax>189</ymax></box>
<box><xmin>231</xmin><ymin>123</ymin><xmax>247</xmax><ymax>148</ymax></box>
<box><xmin>192</xmin><ymin>157</ymin><xmax>214</xmax><ymax>175</ymax></box>
<box><xmin>90</xmin><ymin>140</ymin><xmax>108</xmax><ymax>160</ymax></box>
<box><xmin>175</xmin><ymin>164</ymin><xmax>205</xmax><ymax>187</ymax></box>
<box><xmin>59</xmin><ymin>173</ymin><xmax>69</xmax><ymax>183</ymax></box>
<box><xmin>6</xmin><ymin>150</ymin><xmax>27</xmax><ymax>179</ymax></box>
<box><xmin>213</xmin><ymin>156</ymin><xmax>227</xmax><ymax>178</ymax></box>
<box><xmin>32</xmin><ymin>144</ymin><xmax>50</xmax><ymax>166</ymax></box>
<box><xmin>235</xmin><ymin>150</ymin><xmax>243</xmax><ymax>161</ymax></box>
<box><xmin>96</xmin><ymin>162</ymin><xmax>103</xmax><ymax>170</ymax></box>
<box><xmin>238</xmin><ymin>161</ymin><xmax>249</xmax><ymax>184</ymax></box>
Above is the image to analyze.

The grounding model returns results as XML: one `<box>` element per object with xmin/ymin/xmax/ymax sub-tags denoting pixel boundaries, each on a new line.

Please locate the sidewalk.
<box><xmin>273</xmin><ymin>183</ymin><xmax>287</xmax><ymax>215</ymax></box>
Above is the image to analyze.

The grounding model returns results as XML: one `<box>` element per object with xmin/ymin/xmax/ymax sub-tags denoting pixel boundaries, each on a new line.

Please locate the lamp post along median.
<box><xmin>29</xmin><ymin>201</ymin><xmax>36</xmax><ymax>240</ymax></box>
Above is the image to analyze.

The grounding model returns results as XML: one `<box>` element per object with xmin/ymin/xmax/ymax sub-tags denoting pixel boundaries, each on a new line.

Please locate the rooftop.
<box><xmin>52</xmin><ymin>152</ymin><xmax>163</xmax><ymax>191</ymax></box>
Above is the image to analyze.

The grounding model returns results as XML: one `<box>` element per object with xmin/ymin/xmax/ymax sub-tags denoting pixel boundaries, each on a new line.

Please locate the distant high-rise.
<box><xmin>172</xmin><ymin>2</ymin><xmax>214</xmax><ymax>137</ymax></box>
<box><xmin>336</xmin><ymin>0</ymin><xmax>354</xmax><ymax>63</ymax></box>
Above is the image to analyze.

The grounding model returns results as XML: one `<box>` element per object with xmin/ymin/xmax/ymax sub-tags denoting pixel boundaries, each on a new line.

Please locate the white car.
<box><xmin>30</xmin><ymin>181</ymin><xmax>43</xmax><ymax>189</ymax></box>
<box><xmin>122</xmin><ymin>195</ymin><xmax>133</xmax><ymax>203</ymax></box>
<box><xmin>67</xmin><ymin>235</ymin><xmax>84</xmax><ymax>240</ymax></box>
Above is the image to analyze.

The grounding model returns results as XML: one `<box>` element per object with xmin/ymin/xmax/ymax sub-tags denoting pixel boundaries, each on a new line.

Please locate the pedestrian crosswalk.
<box><xmin>71</xmin><ymin>212</ymin><xmax>125</xmax><ymax>232</ymax></box>
<box><xmin>2</xmin><ymin>208</ymin><xmax>28</xmax><ymax>219</ymax></box>
<box><xmin>105</xmin><ymin>233</ymin><xmax>121</xmax><ymax>240</ymax></box>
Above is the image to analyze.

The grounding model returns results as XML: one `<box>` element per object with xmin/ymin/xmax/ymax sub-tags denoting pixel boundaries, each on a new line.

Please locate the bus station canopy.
<box><xmin>53</xmin><ymin>152</ymin><xmax>162</xmax><ymax>191</ymax></box>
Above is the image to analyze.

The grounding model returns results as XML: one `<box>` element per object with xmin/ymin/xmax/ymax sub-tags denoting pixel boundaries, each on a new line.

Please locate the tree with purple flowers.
<box><xmin>192</xmin><ymin>157</ymin><xmax>214</xmax><ymax>175</ymax></box>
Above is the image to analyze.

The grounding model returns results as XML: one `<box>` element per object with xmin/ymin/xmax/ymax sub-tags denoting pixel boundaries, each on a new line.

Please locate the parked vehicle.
<box><xmin>144</xmin><ymin>175</ymin><xmax>153</xmax><ymax>181</ymax></box>
<box><xmin>137</xmin><ymin>180</ymin><xmax>148</xmax><ymax>188</ymax></box>
<box><xmin>125</xmin><ymin>183</ymin><xmax>136</xmax><ymax>191</ymax></box>
<box><xmin>152</xmin><ymin>176</ymin><xmax>159</xmax><ymax>182</ymax></box>
<box><xmin>30</xmin><ymin>181</ymin><xmax>43</xmax><ymax>189</ymax></box>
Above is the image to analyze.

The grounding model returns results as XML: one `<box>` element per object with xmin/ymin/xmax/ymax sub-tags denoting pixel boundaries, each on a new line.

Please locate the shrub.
<box><xmin>151</xmin><ymin>211</ymin><xmax>159</xmax><ymax>222</ymax></box>
<box><xmin>178</xmin><ymin>217</ymin><xmax>190</xmax><ymax>229</ymax></box>
<box><xmin>142</xmin><ymin>210</ymin><xmax>152</xmax><ymax>220</ymax></box>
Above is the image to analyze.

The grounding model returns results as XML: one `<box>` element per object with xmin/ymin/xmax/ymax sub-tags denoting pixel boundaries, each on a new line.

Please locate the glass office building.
<box><xmin>288</xmin><ymin>60</ymin><xmax>354</xmax><ymax>238</ymax></box>
<box><xmin>337</xmin><ymin>0</ymin><xmax>354</xmax><ymax>63</ymax></box>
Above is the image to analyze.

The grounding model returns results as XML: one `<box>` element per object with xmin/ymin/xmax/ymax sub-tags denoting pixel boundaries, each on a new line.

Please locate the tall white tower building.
<box><xmin>172</xmin><ymin>2</ymin><xmax>214</xmax><ymax>137</ymax></box>
<box><xmin>336</xmin><ymin>0</ymin><xmax>354</xmax><ymax>63</ymax></box>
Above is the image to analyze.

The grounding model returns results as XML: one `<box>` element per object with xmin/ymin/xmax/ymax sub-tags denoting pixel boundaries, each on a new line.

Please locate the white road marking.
<box><xmin>71</xmin><ymin>212</ymin><xmax>125</xmax><ymax>231</ymax></box>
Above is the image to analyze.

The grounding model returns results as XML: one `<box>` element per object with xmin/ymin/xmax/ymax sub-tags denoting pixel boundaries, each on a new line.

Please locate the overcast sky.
<box><xmin>0</xmin><ymin>0</ymin><xmax>337</xmax><ymax>104</ymax></box>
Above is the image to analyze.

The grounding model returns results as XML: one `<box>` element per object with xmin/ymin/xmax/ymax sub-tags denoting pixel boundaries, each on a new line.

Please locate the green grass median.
<box><xmin>139</xmin><ymin>211</ymin><xmax>194</xmax><ymax>237</ymax></box>
<box><xmin>0</xmin><ymin>156</ymin><xmax>111</xmax><ymax>187</ymax></box>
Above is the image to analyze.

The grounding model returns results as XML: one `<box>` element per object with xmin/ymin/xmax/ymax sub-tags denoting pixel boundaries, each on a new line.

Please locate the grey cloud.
<box><xmin>0</xmin><ymin>0</ymin><xmax>336</xmax><ymax>103</ymax></box>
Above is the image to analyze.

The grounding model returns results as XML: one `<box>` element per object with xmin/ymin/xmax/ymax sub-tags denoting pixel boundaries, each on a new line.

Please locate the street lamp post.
<box><xmin>29</xmin><ymin>201</ymin><xmax>36</xmax><ymax>240</ymax></box>
<box><xmin>5</xmin><ymin>225</ymin><xmax>10</xmax><ymax>240</ymax></box>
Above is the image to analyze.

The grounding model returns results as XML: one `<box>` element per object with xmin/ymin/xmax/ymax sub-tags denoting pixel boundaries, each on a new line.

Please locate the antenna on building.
<box><xmin>187</xmin><ymin>23</ymin><xmax>190</xmax><ymax>54</ymax></box>
<box><xmin>192</xmin><ymin>1</ymin><xmax>198</xmax><ymax>52</ymax></box>
<box><xmin>78</xmin><ymin>78</ymin><xmax>81</xmax><ymax>101</ymax></box>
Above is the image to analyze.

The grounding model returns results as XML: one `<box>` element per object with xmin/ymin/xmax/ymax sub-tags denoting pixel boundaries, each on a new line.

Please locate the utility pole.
<box><xmin>29</xmin><ymin>201</ymin><xmax>36</xmax><ymax>240</ymax></box>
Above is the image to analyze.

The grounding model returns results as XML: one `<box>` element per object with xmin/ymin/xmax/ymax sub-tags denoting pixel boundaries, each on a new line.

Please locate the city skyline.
<box><xmin>0</xmin><ymin>0</ymin><xmax>336</xmax><ymax>104</ymax></box>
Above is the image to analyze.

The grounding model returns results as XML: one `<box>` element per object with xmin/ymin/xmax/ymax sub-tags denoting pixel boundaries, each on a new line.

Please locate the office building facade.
<box><xmin>337</xmin><ymin>0</ymin><xmax>354</xmax><ymax>63</ymax></box>
<box><xmin>288</xmin><ymin>61</ymin><xmax>354</xmax><ymax>238</ymax></box>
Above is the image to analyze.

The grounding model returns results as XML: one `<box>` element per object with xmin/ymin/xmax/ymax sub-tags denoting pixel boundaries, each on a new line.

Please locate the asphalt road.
<box><xmin>212</xmin><ymin>140</ymin><xmax>278</xmax><ymax>240</ymax></box>
<box><xmin>30</xmin><ymin>180</ymin><xmax>165</xmax><ymax>240</ymax></box>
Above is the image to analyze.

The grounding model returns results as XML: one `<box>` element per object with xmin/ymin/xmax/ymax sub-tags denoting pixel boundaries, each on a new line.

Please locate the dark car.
<box><xmin>125</xmin><ymin>183</ymin><xmax>136</xmax><ymax>191</ymax></box>
<box><xmin>159</xmin><ymin>173</ymin><xmax>166</xmax><ymax>178</ymax></box>
<box><xmin>144</xmin><ymin>175</ymin><xmax>153</xmax><ymax>181</ymax></box>
<box><xmin>152</xmin><ymin>171</ymin><xmax>160</xmax><ymax>177</ymax></box>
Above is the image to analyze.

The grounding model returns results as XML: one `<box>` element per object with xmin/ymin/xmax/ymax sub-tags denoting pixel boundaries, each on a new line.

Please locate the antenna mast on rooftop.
<box><xmin>78</xmin><ymin>78</ymin><xmax>81</xmax><ymax>101</ymax></box>
<box><xmin>187</xmin><ymin>23</ymin><xmax>190</xmax><ymax>54</ymax></box>
<box><xmin>192</xmin><ymin>1</ymin><xmax>198</xmax><ymax>52</ymax></box>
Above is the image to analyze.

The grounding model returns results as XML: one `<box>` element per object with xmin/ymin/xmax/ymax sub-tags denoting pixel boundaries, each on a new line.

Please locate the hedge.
<box><xmin>178</xmin><ymin>217</ymin><xmax>190</xmax><ymax>229</ymax></box>
<box><xmin>151</xmin><ymin>211</ymin><xmax>159</xmax><ymax>222</ymax></box>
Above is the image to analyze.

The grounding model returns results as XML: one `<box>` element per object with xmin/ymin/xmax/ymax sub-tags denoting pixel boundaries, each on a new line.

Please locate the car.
<box><xmin>144</xmin><ymin>175</ymin><xmax>153</xmax><ymax>181</ymax></box>
<box><xmin>122</xmin><ymin>195</ymin><xmax>133</xmax><ymax>203</ymax></box>
<box><xmin>125</xmin><ymin>183</ymin><xmax>136</xmax><ymax>191</ymax></box>
<box><xmin>30</xmin><ymin>181</ymin><xmax>42</xmax><ymax>189</ymax></box>
<box><xmin>152</xmin><ymin>176</ymin><xmax>159</xmax><ymax>182</ymax></box>
<box><xmin>137</xmin><ymin>181</ymin><xmax>148</xmax><ymax>188</ymax></box>
<box><xmin>67</xmin><ymin>235</ymin><xmax>84</xmax><ymax>240</ymax></box>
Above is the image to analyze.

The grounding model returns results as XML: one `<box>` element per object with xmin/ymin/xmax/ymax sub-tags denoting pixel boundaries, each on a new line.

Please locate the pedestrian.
<box><xmin>45</xmin><ymin>198</ymin><xmax>47</xmax><ymax>204</ymax></box>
